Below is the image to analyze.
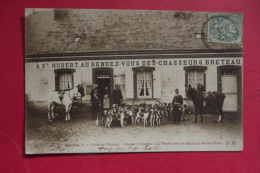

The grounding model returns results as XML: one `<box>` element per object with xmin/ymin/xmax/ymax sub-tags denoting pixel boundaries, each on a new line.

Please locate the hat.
<box><xmin>175</xmin><ymin>89</ymin><xmax>179</xmax><ymax>92</ymax></box>
<box><xmin>93</xmin><ymin>84</ymin><xmax>98</xmax><ymax>87</ymax></box>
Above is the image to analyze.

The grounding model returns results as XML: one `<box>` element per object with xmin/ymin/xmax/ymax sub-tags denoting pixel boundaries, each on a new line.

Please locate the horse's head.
<box><xmin>197</xmin><ymin>83</ymin><xmax>204</xmax><ymax>92</ymax></box>
<box><xmin>76</xmin><ymin>84</ymin><xmax>85</xmax><ymax>97</ymax></box>
<box><xmin>185</xmin><ymin>84</ymin><xmax>197</xmax><ymax>99</ymax></box>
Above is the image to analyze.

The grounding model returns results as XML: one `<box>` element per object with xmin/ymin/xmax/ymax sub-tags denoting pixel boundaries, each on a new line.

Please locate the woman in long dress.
<box><xmin>103</xmin><ymin>87</ymin><xmax>110</xmax><ymax>110</ymax></box>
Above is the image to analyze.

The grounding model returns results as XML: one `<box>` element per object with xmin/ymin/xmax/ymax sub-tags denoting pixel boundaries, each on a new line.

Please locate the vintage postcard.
<box><xmin>25</xmin><ymin>8</ymin><xmax>243</xmax><ymax>154</ymax></box>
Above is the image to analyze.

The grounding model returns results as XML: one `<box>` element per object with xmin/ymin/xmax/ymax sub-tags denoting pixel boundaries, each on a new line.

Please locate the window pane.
<box><xmin>136</xmin><ymin>71</ymin><xmax>153</xmax><ymax>98</ymax></box>
<box><xmin>197</xmin><ymin>71</ymin><xmax>204</xmax><ymax>85</ymax></box>
<box><xmin>59</xmin><ymin>73</ymin><xmax>73</xmax><ymax>90</ymax></box>
<box><xmin>188</xmin><ymin>71</ymin><xmax>204</xmax><ymax>88</ymax></box>
<box><xmin>139</xmin><ymin>80</ymin><xmax>144</xmax><ymax>96</ymax></box>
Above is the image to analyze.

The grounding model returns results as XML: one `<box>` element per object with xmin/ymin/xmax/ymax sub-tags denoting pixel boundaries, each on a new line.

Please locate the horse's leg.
<box><xmin>50</xmin><ymin>103</ymin><xmax>56</xmax><ymax>121</ymax></box>
<box><xmin>200</xmin><ymin>107</ymin><xmax>203</xmax><ymax>123</ymax></box>
<box><xmin>47</xmin><ymin>103</ymin><xmax>52</xmax><ymax>122</ymax></box>
<box><xmin>67</xmin><ymin>104</ymin><xmax>72</xmax><ymax>121</ymax></box>
<box><xmin>195</xmin><ymin>107</ymin><xmax>198</xmax><ymax>123</ymax></box>
<box><xmin>52</xmin><ymin>103</ymin><xmax>57</xmax><ymax>119</ymax></box>
<box><xmin>218</xmin><ymin>105</ymin><xmax>223</xmax><ymax>123</ymax></box>
<box><xmin>65</xmin><ymin>104</ymin><xmax>69</xmax><ymax>121</ymax></box>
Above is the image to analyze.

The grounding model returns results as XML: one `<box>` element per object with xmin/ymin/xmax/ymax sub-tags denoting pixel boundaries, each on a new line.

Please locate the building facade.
<box><xmin>25</xmin><ymin>9</ymin><xmax>243</xmax><ymax>113</ymax></box>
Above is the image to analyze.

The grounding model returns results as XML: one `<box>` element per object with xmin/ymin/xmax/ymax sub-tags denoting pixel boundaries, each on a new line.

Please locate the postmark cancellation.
<box><xmin>207</xmin><ymin>13</ymin><xmax>243</xmax><ymax>44</ymax></box>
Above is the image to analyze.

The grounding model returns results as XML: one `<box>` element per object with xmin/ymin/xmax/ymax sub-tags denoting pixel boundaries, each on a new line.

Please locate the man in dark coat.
<box><xmin>90</xmin><ymin>84</ymin><xmax>100</xmax><ymax>119</ymax></box>
<box><xmin>111</xmin><ymin>85</ymin><xmax>123</xmax><ymax>105</ymax></box>
<box><xmin>172</xmin><ymin>89</ymin><xmax>183</xmax><ymax>124</ymax></box>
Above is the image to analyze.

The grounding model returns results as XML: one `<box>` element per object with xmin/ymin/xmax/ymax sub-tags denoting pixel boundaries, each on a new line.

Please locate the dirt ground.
<box><xmin>25</xmin><ymin>110</ymin><xmax>243</xmax><ymax>154</ymax></box>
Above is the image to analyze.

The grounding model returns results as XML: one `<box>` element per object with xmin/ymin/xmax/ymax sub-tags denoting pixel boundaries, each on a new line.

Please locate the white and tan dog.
<box><xmin>105</xmin><ymin>110</ymin><xmax>115</xmax><ymax>128</ymax></box>
<box><xmin>135</xmin><ymin>107</ymin><xmax>150</xmax><ymax>126</ymax></box>
<box><xmin>117</xmin><ymin>108</ymin><xmax>128</xmax><ymax>127</ymax></box>
<box><xmin>104</xmin><ymin>107</ymin><xmax>128</xmax><ymax>128</ymax></box>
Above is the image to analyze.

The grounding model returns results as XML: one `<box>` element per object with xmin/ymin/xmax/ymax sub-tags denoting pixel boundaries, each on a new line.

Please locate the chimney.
<box><xmin>54</xmin><ymin>9</ymin><xmax>68</xmax><ymax>21</ymax></box>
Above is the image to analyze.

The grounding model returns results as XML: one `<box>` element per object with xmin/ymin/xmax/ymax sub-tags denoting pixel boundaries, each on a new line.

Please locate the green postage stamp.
<box><xmin>208</xmin><ymin>13</ymin><xmax>243</xmax><ymax>44</ymax></box>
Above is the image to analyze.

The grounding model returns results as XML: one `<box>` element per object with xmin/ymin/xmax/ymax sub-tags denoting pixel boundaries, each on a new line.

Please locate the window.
<box><xmin>137</xmin><ymin>71</ymin><xmax>152</xmax><ymax>98</ymax></box>
<box><xmin>132</xmin><ymin>67</ymin><xmax>155</xmax><ymax>99</ymax></box>
<box><xmin>97</xmin><ymin>72</ymin><xmax>110</xmax><ymax>78</ymax></box>
<box><xmin>184</xmin><ymin>66</ymin><xmax>207</xmax><ymax>90</ymax></box>
<box><xmin>59</xmin><ymin>73</ymin><xmax>73</xmax><ymax>90</ymax></box>
<box><xmin>194</xmin><ymin>33</ymin><xmax>204</xmax><ymax>39</ymax></box>
<box><xmin>187</xmin><ymin>71</ymin><xmax>204</xmax><ymax>88</ymax></box>
<box><xmin>54</xmin><ymin>69</ymin><xmax>75</xmax><ymax>91</ymax></box>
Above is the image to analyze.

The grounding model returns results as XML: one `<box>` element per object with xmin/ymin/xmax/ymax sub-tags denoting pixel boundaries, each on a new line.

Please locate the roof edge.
<box><xmin>26</xmin><ymin>49</ymin><xmax>243</xmax><ymax>59</ymax></box>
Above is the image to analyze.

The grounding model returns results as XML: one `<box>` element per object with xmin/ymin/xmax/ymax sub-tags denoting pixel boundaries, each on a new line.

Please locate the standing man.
<box><xmin>90</xmin><ymin>84</ymin><xmax>100</xmax><ymax>119</ymax></box>
<box><xmin>111</xmin><ymin>85</ymin><xmax>123</xmax><ymax>105</ymax></box>
<box><xmin>172</xmin><ymin>89</ymin><xmax>183</xmax><ymax>124</ymax></box>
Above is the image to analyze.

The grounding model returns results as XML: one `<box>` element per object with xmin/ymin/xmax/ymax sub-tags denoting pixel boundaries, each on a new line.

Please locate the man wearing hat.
<box><xmin>90</xmin><ymin>84</ymin><xmax>100</xmax><ymax>119</ymax></box>
<box><xmin>111</xmin><ymin>85</ymin><xmax>123</xmax><ymax>105</ymax></box>
<box><xmin>172</xmin><ymin>89</ymin><xmax>183</xmax><ymax>124</ymax></box>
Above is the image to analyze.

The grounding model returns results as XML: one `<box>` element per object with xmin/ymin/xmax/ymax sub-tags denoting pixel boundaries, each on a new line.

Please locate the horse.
<box><xmin>185</xmin><ymin>84</ymin><xmax>226</xmax><ymax>123</ymax></box>
<box><xmin>47</xmin><ymin>84</ymin><xmax>85</xmax><ymax>122</ymax></box>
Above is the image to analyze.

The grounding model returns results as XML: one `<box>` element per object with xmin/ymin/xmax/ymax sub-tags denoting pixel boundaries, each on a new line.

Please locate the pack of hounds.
<box><xmin>95</xmin><ymin>102</ymin><xmax>190</xmax><ymax>128</ymax></box>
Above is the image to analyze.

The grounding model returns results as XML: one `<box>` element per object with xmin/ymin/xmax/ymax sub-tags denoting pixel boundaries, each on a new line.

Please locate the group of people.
<box><xmin>90</xmin><ymin>84</ymin><xmax>184</xmax><ymax>124</ymax></box>
<box><xmin>90</xmin><ymin>84</ymin><xmax>123</xmax><ymax>119</ymax></box>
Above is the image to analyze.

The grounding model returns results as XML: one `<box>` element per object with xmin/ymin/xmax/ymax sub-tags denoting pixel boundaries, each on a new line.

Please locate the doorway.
<box><xmin>217</xmin><ymin>66</ymin><xmax>242</xmax><ymax>112</ymax></box>
<box><xmin>92</xmin><ymin>68</ymin><xmax>114</xmax><ymax>106</ymax></box>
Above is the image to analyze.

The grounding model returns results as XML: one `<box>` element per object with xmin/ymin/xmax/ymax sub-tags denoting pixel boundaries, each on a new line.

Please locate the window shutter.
<box><xmin>125</xmin><ymin>70</ymin><xmax>134</xmax><ymax>98</ymax></box>
<box><xmin>55</xmin><ymin>73</ymin><xmax>59</xmax><ymax>91</ymax></box>
<box><xmin>71</xmin><ymin>73</ymin><xmax>74</xmax><ymax>89</ymax></box>
<box><xmin>153</xmin><ymin>69</ymin><xmax>161</xmax><ymax>98</ymax></box>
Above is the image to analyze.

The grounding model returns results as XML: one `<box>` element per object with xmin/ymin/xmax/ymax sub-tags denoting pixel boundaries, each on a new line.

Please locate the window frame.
<box><xmin>184</xmin><ymin>66</ymin><xmax>207</xmax><ymax>91</ymax></box>
<box><xmin>54</xmin><ymin>68</ymin><xmax>75</xmax><ymax>91</ymax></box>
<box><xmin>132</xmin><ymin>67</ymin><xmax>155</xmax><ymax>99</ymax></box>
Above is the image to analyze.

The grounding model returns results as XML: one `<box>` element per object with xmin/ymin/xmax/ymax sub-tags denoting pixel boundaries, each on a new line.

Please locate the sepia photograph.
<box><xmin>25</xmin><ymin>8</ymin><xmax>243</xmax><ymax>154</ymax></box>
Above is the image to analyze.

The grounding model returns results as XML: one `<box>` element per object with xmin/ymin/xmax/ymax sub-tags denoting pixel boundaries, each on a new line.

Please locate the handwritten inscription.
<box><xmin>226</xmin><ymin>140</ymin><xmax>237</xmax><ymax>146</ymax></box>
<box><xmin>52</xmin><ymin>140</ymin><xmax>228</xmax><ymax>152</ymax></box>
